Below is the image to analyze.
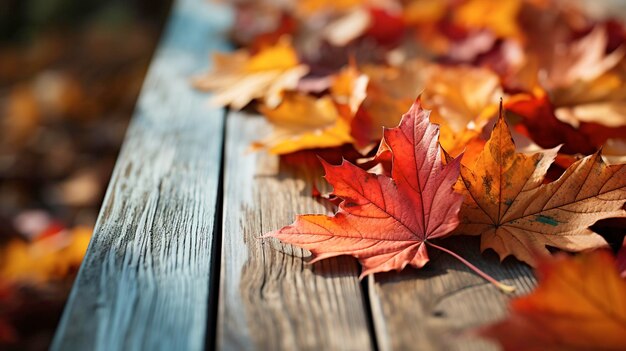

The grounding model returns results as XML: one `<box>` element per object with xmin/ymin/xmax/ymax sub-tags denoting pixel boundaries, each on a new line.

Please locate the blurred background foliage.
<box><xmin>0</xmin><ymin>1</ymin><xmax>170</xmax><ymax>349</ymax></box>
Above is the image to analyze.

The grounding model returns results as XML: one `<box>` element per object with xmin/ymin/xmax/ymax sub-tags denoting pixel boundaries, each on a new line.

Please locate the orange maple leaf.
<box><xmin>478</xmin><ymin>250</ymin><xmax>626</xmax><ymax>351</ymax></box>
<box><xmin>297</xmin><ymin>0</ymin><xmax>365</xmax><ymax>15</ymax></box>
<box><xmin>453</xmin><ymin>106</ymin><xmax>624</xmax><ymax>265</ymax></box>
<box><xmin>252</xmin><ymin>93</ymin><xmax>355</xmax><ymax>154</ymax></box>
<box><xmin>452</xmin><ymin>0</ymin><xmax>522</xmax><ymax>39</ymax></box>
<box><xmin>266</xmin><ymin>100</ymin><xmax>470</xmax><ymax>279</ymax></box>
<box><xmin>252</xmin><ymin>65</ymin><xmax>367</xmax><ymax>154</ymax></box>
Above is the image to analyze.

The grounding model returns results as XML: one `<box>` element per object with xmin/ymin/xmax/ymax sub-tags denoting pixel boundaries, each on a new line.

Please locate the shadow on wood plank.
<box><xmin>370</xmin><ymin>236</ymin><xmax>535</xmax><ymax>351</ymax></box>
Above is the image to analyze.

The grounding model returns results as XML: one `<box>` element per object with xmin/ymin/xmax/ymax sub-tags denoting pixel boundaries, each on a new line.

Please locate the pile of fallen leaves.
<box><xmin>197</xmin><ymin>0</ymin><xmax>626</xmax><ymax>349</ymax></box>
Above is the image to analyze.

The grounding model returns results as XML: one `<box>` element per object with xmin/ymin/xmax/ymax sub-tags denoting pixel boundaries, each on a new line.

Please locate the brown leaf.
<box><xmin>454</xmin><ymin>107</ymin><xmax>622</xmax><ymax>265</ymax></box>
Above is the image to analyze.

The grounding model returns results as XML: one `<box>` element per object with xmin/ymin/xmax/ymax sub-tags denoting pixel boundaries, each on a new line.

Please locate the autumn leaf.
<box><xmin>252</xmin><ymin>93</ymin><xmax>354</xmax><ymax>154</ymax></box>
<box><xmin>505</xmin><ymin>92</ymin><xmax>598</xmax><ymax>155</ymax></box>
<box><xmin>452</xmin><ymin>0</ymin><xmax>522</xmax><ymax>39</ymax></box>
<box><xmin>543</xmin><ymin>26</ymin><xmax>624</xmax><ymax>91</ymax></box>
<box><xmin>506</xmin><ymin>91</ymin><xmax>626</xmax><ymax>157</ymax></box>
<box><xmin>321</xmin><ymin>7</ymin><xmax>372</xmax><ymax>47</ymax></box>
<box><xmin>421</xmin><ymin>65</ymin><xmax>502</xmax><ymax>163</ymax></box>
<box><xmin>355</xmin><ymin>63</ymin><xmax>500</xmax><ymax>165</ymax></box>
<box><xmin>266</xmin><ymin>100</ymin><xmax>512</xmax><ymax>291</ymax></box>
<box><xmin>351</xmin><ymin>59</ymin><xmax>429</xmax><ymax>145</ymax></box>
<box><xmin>297</xmin><ymin>0</ymin><xmax>364</xmax><ymax>15</ymax></box>
<box><xmin>547</xmin><ymin>27</ymin><xmax>626</xmax><ymax>129</ymax></box>
<box><xmin>355</xmin><ymin>63</ymin><xmax>502</xmax><ymax>157</ymax></box>
<box><xmin>193</xmin><ymin>39</ymin><xmax>308</xmax><ymax>109</ymax></box>
<box><xmin>422</xmin><ymin>65</ymin><xmax>501</xmax><ymax>133</ymax></box>
<box><xmin>478</xmin><ymin>251</ymin><xmax>626</xmax><ymax>351</ymax></box>
<box><xmin>252</xmin><ymin>65</ymin><xmax>367</xmax><ymax>154</ymax></box>
<box><xmin>364</xmin><ymin>8</ymin><xmax>406</xmax><ymax>47</ymax></box>
<box><xmin>453</xmin><ymin>105</ymin><xmax>624</xmax><ymax>265</ymax></box>
<box><xmin>265</xmin><ymin>100</ymin><xmax>464</xmax><ymax>278</ymax></box>
<box><xmin>0</xmin><ymin>317</ymin><xmax>16</xmax><ymax>344</ymax></box>
<box><xmin>330</xmin><ymin>62</ymin><xmax>369</xmax><ymax>116</ymax></box>
<box><xmin>403</xmin><ymin>0</ymin><xmax>448</xmax><ymax>25</ymax></box>
<box><xmin>352</xmin><ymin>94</ymin><xmax>410</xmax><ymax>146</ymax></box>
<box><xmin>509</xmin><ymin>25</ymin><xmax>626</xmax><ymax>129</ymax></box>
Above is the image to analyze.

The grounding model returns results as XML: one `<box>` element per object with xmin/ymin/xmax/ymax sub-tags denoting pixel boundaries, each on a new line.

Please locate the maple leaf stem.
<box><xmin>425</xmin><ymin>241</ymin><xmax>516</xmax><ymax>294</ymax></box>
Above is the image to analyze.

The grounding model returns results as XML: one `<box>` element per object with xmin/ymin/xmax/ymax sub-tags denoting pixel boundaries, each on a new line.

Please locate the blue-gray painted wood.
<box><xmin>219</xmin><ymin>112</ymin><xmax>374</xmax><ymax>350</ymax></box>
<box><xmin>51</xmin><ymin>0</ymin><xmax>231</xmax><ymax>350</ymax></box>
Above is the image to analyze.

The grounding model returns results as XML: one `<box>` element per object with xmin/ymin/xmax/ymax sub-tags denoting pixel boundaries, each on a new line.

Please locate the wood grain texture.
<box><xmin>369</xmin><ymin>237</ymin><xmax>536</xmax><ymax>351</ymax></box>
<box><xmin>51</xmin><ymin>0</ymin><xmax>231</xmax><ymax>350</ymax></box>
<box><xmin>218</xmin><ymin>112</ymin><xmax>374</xmax><ymax>351</ymax></box>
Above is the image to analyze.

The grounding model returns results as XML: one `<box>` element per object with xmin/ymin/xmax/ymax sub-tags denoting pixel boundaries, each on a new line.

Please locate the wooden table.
<box><xmin>49</xmin><ymin>0</ymin><xmax>547</xmax><ymax>350</ymax></box>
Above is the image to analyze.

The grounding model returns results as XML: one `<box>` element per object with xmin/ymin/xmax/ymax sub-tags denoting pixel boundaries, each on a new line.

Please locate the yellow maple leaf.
<box><xmin>253</xmin><ymin>64</ymin><xmax>368</xmax><ymax>154</ymax></box>
<box><xmin>194</xmin><ymin>39</ymin><xmax>308</xmax><ymax>110</ymax></box>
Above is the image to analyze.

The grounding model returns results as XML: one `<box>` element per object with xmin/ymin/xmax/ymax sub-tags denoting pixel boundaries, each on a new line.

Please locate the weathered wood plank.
<box><xmin>368</xmin><ymin>237</ymin><xmax>536</xmax><ymax>351</ymax></box>
<box><xmin>219</xmin><ymin>112</ymin><xmax>374</xmax><ymax>351</ymax></box>
<box><xmin>51</xmin><ymin>0</ymin><xmax>231</xmax><ymax>350</ymax></box>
